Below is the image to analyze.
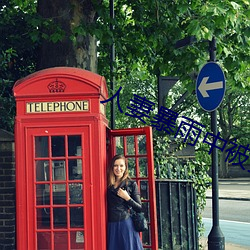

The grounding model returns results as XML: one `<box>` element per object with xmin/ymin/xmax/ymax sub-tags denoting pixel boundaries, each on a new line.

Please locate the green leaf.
<box><xmin>230</xmin><ymin>1</ymin><xmax>241</xmax><ymax>10</ymax></box>
<box><xmin>187</xmin><ymin>19</ymin><xmax>201</xmax><ymax>36</ymax></box>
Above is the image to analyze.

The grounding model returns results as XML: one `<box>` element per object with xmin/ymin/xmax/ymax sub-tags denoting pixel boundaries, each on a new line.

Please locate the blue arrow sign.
<box><xmin>196</xmin><ymin>62</ymin><xmax>226</xmax><ymax>112</ymax></box>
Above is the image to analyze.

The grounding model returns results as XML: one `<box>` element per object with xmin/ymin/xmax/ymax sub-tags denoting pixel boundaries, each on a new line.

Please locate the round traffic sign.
<box><xmin>196</xmin><ymin>62</ymin><xmax>226</xmax><ymax>112</ymax></box>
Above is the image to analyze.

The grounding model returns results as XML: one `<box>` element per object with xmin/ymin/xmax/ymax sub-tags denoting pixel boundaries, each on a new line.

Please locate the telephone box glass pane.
<box><xmin>53</xmin><ymin>208</ymin><xmax>67</xmax><ymax>227</ymax></box>
<box><xmin>36</xmin><ymin>160</ymin><xmax>49</xmax><ymax>181</ymax></box>
<box><xmin>71</xmin><ymin>231</ymin><xmax>84</xmax><ymax>248</ymax></box>
<box><xmin>142</xmin><ymin>226</ymin><xmax>151</xmax><ymax>247</ymax></box>
<box><xmin>52</xmin><ymin>160</ymin><xmax>66</xmax><ymax>181</ymax></box>
<box><xmin>142</xmin><ymin>202</ymin><xmax>151</xmax><ymax>246</ymax></box>
<box><xmin>35</xmin><ymin>136</ymin><xmax>49</xmax><ymax>157</ymax></box>
<box><xmin>140</xmin><ymin>180</ymin><xmax>149</xmax><ymax>200</ymax></box>
<box><xmin>52</xmin><ymin>184</ymin><xmax>66</xmax><ymax>204</ymax></box>
<box><xmin>115</xmin><ymin>136</ymin><xmax>124</xmax><ymax>155</ymax></box>
<box><xmin>70</xmin><ymin>207</ymin><xmax>83</xmax><ymax>227</ymax></box>
<box><xmin>126</xmin><ymin>136</ymin><xmax>135</xmax><ymax>155</ymax></box>
<box><xmin>37</xmin><ymin>208</ymin><xmax>50</xmax><ymax>229</ymax></box>
<box><xmin>142</xmin><ymin>202</ymin><xmax>150</xmax><ymax>222</ymax></box>
<box><xmin>37</xmin><ymin>232</ymin><xmax>51</xmax><ymax>249</ymax></box>
<box><xmin>52</xmin><ymin>136</ymin><xmax>65</xmax><ymax>157</ymax></box>
<box><xmin>36</xmin><ymin>184</ymin><xmax>47</xmax><ymax>205</ymax></box>
<box><xmin>68</xmin><ymin>135</ymin><xmax>81</xmax><ymax>156</ymax></box>
<box><xmin>139</xmin><ymin>157</ymin><xmax>148</xmax><ymax>177</ymax></box>
<box><xmin>54</xmin><ymin>231</ymin><xmax>68</xmax><ymax>249</ymax></box>
<box><xmin>128</xmin><ymin>158</ymin><xmax>136</xmax><ymax>177</ymax></box>
<box><xmin>69</xmin><ymin>159</ymin><xmax>82</xmax><ymax>180</ymax></box>
<box><xmin>69</xmin><ymin>183</ymin><xmax>83</xmax><ymax>204</ymax></box>
<box><xmin>138</xmin><ymin>135</ymin><xmax>146</xmax><ymax>154</ymax></box>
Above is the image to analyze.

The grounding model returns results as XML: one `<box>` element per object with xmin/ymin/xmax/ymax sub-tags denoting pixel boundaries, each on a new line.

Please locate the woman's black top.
<box><xmin>107</xmin><ymin>179</ymin><xmax>142</xmax><ymax>222</ymax></box>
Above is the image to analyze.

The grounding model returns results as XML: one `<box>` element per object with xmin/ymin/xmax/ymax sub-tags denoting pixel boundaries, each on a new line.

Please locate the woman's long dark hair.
<box><xmin>107</xmin><ymin>154</ymin><xmax>130</xmax><ymax>187</ymax></box>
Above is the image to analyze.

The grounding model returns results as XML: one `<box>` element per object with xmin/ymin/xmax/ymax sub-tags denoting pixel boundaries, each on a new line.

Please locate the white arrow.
<box><xmin>198</xmin><ymin>76</ymin><xmax>223</xmax><ymax>98</ymax></box>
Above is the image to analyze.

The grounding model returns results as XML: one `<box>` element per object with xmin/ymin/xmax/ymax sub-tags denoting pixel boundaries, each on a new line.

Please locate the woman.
<box><xmin>107</xmin><ymin>154</ymin><xmax>144</xmax><ymax>250</ymax></box>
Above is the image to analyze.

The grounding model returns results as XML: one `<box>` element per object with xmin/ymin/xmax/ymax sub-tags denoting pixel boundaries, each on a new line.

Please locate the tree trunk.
<box><xmin>37</xmin><ymin>0</ymin><xmax>100</xmax><ymax>72</ymax></box>
<box><xmin>219</xmin><ymin>149</ymin><xmax>229</xmax><ymax>178</ymax></box>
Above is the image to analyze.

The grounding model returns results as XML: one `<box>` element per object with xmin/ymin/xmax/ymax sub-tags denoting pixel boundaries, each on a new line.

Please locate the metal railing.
<box><xmin>156</xmin><ymin>179</ymin><xmax>198</xmax><ymax>250</ymax></box>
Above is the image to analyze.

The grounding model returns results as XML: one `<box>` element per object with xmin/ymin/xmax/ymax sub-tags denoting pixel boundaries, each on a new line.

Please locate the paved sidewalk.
<box><xmin>203</xmin><ymin>178</ymin><xmax>250</xmax><ymax>249</ymax></box>
<box><xmin>200</xmin><ymin>238</ymin><xmax>250</xmax><ymax>250</ymax></box>
<box><xmin>206</xmin><ymin>188</ymin><xmax>250</xmax><ymax>200</ymax></box>
<box><xmin>206</xmin><ymin>178</ymin><xmax>250</xmax><ymax>200</ymax></box>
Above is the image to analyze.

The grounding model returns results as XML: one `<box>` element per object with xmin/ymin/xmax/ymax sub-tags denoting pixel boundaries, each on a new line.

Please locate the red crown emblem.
<box><xmin>47</xmin><ymin>79</ymin><xmax>66</xmax><ymax>93</ymax></box>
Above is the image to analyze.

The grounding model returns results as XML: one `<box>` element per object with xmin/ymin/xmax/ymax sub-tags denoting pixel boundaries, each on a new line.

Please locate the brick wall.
<box><xmin>0</xmin><ymin>129</ymin><xmax>15</xmax><ymax>250</ymax></box>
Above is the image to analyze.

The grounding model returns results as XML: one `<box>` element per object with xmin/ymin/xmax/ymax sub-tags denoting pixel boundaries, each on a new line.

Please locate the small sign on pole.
<box><xmin>196</xmin><ymin>62</ymin><xmax>226</xmax><ymax>112</ymax></box>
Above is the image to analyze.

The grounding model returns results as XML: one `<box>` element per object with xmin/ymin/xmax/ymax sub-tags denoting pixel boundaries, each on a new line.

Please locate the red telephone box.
<box><xmin>13</xmin><ymin>67</ymin><xmax>158</xmax><ymax>250</ymax></box>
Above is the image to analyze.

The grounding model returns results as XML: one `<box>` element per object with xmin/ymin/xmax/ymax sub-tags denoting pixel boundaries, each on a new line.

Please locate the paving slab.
<box><xmin>200</xmin><ymin>238</ymin><xmax>250</xmax><ymax>250</ymax></box>
<box><xmin>206</xmin><ymin>189</ymin><xmax>250</xmax><ymax>200</ymax></box>
<box><xmin>203</xmin><ymin>178</ymin><xmax>250</xmax><ymax>249</ymax></box>
<box><xmin>206</xmin><ymin>178</ymin><xmax>250</xmax><ymax>200</ymax></box>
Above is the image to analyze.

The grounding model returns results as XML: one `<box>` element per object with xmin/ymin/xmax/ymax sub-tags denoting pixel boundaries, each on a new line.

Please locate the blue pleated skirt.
<box><xmin>108</xmin><ymin>217</ymin><xmax>144</xmax><ymax>250</ymax></box>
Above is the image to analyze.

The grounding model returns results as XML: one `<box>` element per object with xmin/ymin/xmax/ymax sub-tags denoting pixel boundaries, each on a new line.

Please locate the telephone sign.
<box><xmin>26</xmin><ymin>100</ymin><xmax>89</xmax><ymax>113</ymax></box>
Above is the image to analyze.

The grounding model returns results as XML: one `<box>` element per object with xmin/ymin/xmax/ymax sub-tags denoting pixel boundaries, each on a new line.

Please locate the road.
<box><xmin>202</xmin><ymin>199</ymin><xmax>250</xmax><ymax>223</ymax></box>
<box><xmin>202</xmin><ymin>181</ymin><xmax>250</xmax><ymax>249</ymax></box>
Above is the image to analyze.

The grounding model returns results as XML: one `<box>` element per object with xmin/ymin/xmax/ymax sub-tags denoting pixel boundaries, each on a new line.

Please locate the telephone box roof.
<box><xmin>13</xmin><ymin>67</ymin><xmax>108</xmax><ymax>99</ymax></box>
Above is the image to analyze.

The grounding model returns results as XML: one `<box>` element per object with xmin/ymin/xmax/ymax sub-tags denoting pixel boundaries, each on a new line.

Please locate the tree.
<box><xmin>218</xmin><ymin>89</ymin><xmax>250</xmax><ymax>177</ymax></box>
<box><xmin>0</xmin><ymin>0</ymin><xmax>37</xmax><ymax>131</ymax></box>
<box><xmin>166</xmin><ymin>81</ymin><xmax>250</xmax><ymax>178</ymax></box>
<box><xmin>37</xmin><ymin>0</ymin><xmax>101</xmax><ymax>71</ymax></box>
<box><xmin>98</xmin><ymin>0</ymin><xmax>249</xmax><ymax>178</ymax></box>
<box><xmin>103</xmin><ymin>0</ymin><xmax>249</xmax><ymax>88</ymax></box>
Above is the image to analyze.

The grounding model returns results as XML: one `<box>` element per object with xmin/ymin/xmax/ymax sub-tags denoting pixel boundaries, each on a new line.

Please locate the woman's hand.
<box><xmin>117</xmin><ymin>188</ymin><xmax>131</xmax><ymax>201</ymax></box>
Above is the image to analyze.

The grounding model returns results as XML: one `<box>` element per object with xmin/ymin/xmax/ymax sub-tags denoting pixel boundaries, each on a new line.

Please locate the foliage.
<box><xmin>168</xmin><ymin>80</ymin><xmax>250</xmax><ymax>177</ymax></box>
<box><xmin>98</xmin><ymin>0</ymin><xmax>249</xmax><ymax>91</ymax></box>
<box><xmin>0</xmin><ymin>48</ymin><xmax>17</xmax><ymax>131</ymax></box>
<box><xmin>96</xmin><ymin>0</ymin><xmax>249</xmax><ymax>178</ymax></box>
<box><xmin>154</xmin><ymin>134</ymin><xmax>211</xmax><ymax>240</ymax></box>
<box><xmin>0</xmin><ymin>0</ymin><xmax>37</xmax><ymax>131</ymax></box>
<box><xmin>1</xmin><ymin>0</ymin><xmax>249</xmax><ymax>130</ymax></box>
<box><xmin>217</xmin><ymin>87</ymin><xmax>250</xmax><ymax>176</ymax></box>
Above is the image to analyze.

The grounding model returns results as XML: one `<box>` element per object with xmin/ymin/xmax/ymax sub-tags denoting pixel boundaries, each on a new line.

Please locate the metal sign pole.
<box><xmin>208</xmin><ymin>37</ymin><xmax>225</xmax><ymax>250</ymax></box>
<box><xmin>110</xmin><ymin>0</ymin><xmax>115</xmax><ymax>129</ymax></box>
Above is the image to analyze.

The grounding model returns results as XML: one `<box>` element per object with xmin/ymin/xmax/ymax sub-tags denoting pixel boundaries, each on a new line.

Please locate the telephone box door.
<box><xmin>26</xmin><ymin>126</ymin><xmax>92</xmax><ymax>250</ymax></box>
<box><xmin>109</xmin><ymin>126</ymin><xmax>158</xmax><ymax>250</ymax></box>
